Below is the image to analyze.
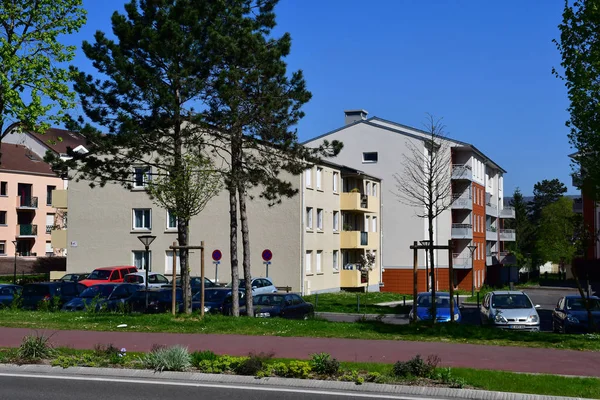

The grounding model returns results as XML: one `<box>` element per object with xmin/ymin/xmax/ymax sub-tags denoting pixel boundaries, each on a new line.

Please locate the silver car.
<box><xmin>480</xmin><ymin>291</ymin><xmax>541</xmax><ymax>331</ymax></box>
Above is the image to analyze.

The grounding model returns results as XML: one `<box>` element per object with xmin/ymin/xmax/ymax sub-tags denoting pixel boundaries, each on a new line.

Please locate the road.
<box><xmin>0</xmin><ymin>374</ymin><xmax>447</xmax><ymax>400</ymax></box>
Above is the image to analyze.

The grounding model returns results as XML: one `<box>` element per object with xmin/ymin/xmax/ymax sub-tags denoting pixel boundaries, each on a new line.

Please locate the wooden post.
<box><xmin>448</xmin><ymin>239</ymin><xmax>455</xmax><ymax>322</ymax></box>
<box><xmin>200</xmin><ymin>240</ymin><xmax>205</xmax><ymax>318</ymax></box>
<box><xmin>412</xmin><ymin>241</ymin><xmax>418</xmax><ymax>323</ymax></box>
<box><xmin>171</xmin><ymin>241</ymin><xmax>177</xmax><ymax>315</ymax></box>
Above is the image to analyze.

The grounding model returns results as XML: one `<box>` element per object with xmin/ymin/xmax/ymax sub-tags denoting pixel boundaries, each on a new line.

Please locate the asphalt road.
<box><xmin>0</xmin><ymin>374</ymin><xmax>445</xmax><ymax>400</ymax></box>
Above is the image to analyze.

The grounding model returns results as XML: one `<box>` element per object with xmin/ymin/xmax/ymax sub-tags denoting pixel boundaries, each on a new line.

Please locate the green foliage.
<box><xmin>434</xmin><ymin>367</ymin><xmax>466</xmax><ymax>388</ymax></box>
<box><xmin>310</xmin><ymin>353</ymin><xmax>340</xmax><ymax>376</ymax></box>
<box><xmin>51</xmin><ymin>353</ymin><xmax>103</xmax><ymax>368</ymax></box>
<box><xmin>191</xmin><ymin>350</ymin><xmax>218</xmax><ymax>365</ymax></box>
<box><xmin>235</xmin><ymin>352</ymin><xmax>272</xmax><ymax>376</ymax></box>
<box><xmin>536</xmin><ymin>197</ymin><xmax>577</xmax><ymax>264</ymax></box>
<box><xmin>365</xmin><ymin>371</ymin><xmax>385</xmax><ymax>383</ymax></box>
<box><xmin>340</xmin><ymin>369</ymin><xmax>363</xmax><ymax>385</ymax></box>
<box><xmin>529</xmin><ymin>179</ymin><xmax>568</xmax><ymax>223</ymax></box>
<box><xmin>17</xmin><ymin>333</ymin><xmax>54</xmax><ymax>360</ymax></box>
<box><xmin>140</xmin><ymin>345</ymin><xmax>191</xmax><ymax>372</ymax></box>
<box><xmin>271</xmin><ymin>361</ymin><xmax>311</xmax><ymax>379</ymax></box>
<box><xmin>505</xmin><ymin>188</ymin><xmax>534</xmax><ymax>267</ymax></box>
<box><xmin>0</xmin><ymin>0</ymin><xmax>86</xmax><ymax>149</ymax></box>
<box><xmin>37</xmin><ymin>296</ymin><xmax>62</xmax><ymax>312</ymax></box>
<box><xmin>393</xmin><ymin>355</ymin><xmax>440</xmax><ymax>378</ymax></box>
<box><xmin>195</xmin><ymin>355</ymin><xmax>245</xmax><ymax>373</ymax></box>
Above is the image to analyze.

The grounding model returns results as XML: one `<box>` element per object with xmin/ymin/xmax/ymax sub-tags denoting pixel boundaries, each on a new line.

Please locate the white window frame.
<box><xmin>305</xmin><ymin>168</ymin><xmax>312</xmax><ymax>188</ymax></box>
<box><xmin>316</xmin><ymin>250</ymin><xmax>322</xmax><ymax>273</ymax></box>
<box><xmin>133</xmin><ymin>166</ymin><xmax>151</xmax><ymax>188</ymax></box>
<box><xmin>362</xmin><ymin>152</ymin><xmax>378</xmax><ymax>163</ymax></box>
<box><xmin>166</xmin><ymin>209</ymin><xmax>178</xmax><ymax>230</ymax></box>
<box><xmin>372</xmin><ymin>216</ymin><xmax>377</xmax><ymax>233</ymax></box>
<box><xmin>333</xmin><ymin>250</ymin><xmax>339</xmax><ymax>272</ymax></box>
<box><xmin>306</xmin><ymin>207</ymin><xmax>313</xmax><ymax>230</ymax></box>
<box><xmin>132</xmin><ymin>250</ymin><xmax>152</xmax><ymax>270</ymax></box>
<box><xmin>132</xmin><ymin>208</ymin><xmax>152</xmax><ymax>230</ymax></box>
<box><xmin>316</xmin><ymin>167</ymin><xmax>323</xmax><ymax>190</ymax></box>
<box><xmin>0</xmin><ymin>240</ymin><xmax>5</xmax><ymax>255</ymax></box>
<box><xmin>317</xmin><ymin>208</ymin><xmax>323</xmax><ymax>230</ymax></box>
<box><xmin>305</xmin><ymin>251</ymin><xmax>312</xmax><ymax>274</ymax></box>
<box><xmin>165</xmin><ymin>250</ymin><xmax>181</xmax><ymax>274</ymax></box>
<box><xmin>333</xmin><ymin>172</ymin><xmax>339</xmax><ymax>193</ymax></box>
<box><xmin>333</xmin><ymin>211</ymin><xmax>339</xmax><ymax>232</ymax></box>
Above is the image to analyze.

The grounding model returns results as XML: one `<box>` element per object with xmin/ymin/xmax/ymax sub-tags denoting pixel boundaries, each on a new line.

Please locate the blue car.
<box><xmin>0</xmin><ymin>284</ymin><xmax>22</xmax><ymax>308</ymax></box>
<box><xmin>62</xmin><ymin>283</ymin><xmax>140</xmax><ymax>311</ymax></box>
<box><xmin>193</xmin><ymin>288</ymin><xmax>245</xmax><ymax>315</ymax></box>
<box><xmin>409</xmin><ymin>292</ymin><xmax>461</xmax><ymax>323</ymax></box>
<box><xmin>552</xmin><ymin>295</ymin><xmax>600</xmax><ymax>334</ymax></box>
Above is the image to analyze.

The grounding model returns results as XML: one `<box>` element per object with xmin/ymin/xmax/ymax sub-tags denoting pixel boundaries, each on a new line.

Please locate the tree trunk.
<box><xmin>238</xmin><ymin>184</ymin><xmax>253</xmax><ymax>316</ymax></box>
<box><xmin>429</xmin><ymin>212</ymin><xmax>436</xmax><ymax>323</ymax></box>
<box><xmin>178</xmin><ymin>218</ymin><xmax>191</xmax><ymax>314</ymax></box>
<box><xmin>229</xmin><ymin>184</ymin><xmax>240</xmax><ymax>317</ymax></box>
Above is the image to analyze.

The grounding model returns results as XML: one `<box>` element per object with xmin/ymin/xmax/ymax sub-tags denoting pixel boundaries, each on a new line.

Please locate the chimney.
<box><xmin>344</xmin><ymin>109</ymin><xmax>368</xmax><ymax>125</ymax></box>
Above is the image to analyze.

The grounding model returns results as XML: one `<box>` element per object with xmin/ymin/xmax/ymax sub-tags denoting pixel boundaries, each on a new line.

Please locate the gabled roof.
<box><xmin>0</xmin><ymin>144</ymin><xmax>57</xmax><ymax>176</ymax></box>
<box><xmin>303</xmin><ymin>115</ymin><xmax>506</xmax><ymax>173</ymax></box>
<box><xmin>27</xmin><ymin>128</ymin><xmax>87</xmax><ymax>155</ymax></box>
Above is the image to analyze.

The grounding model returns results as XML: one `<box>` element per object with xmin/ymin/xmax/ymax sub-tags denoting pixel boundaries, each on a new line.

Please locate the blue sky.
<box><xmin>70</xmin><ymin>0</ymin><xmax>573</xmax><ymax>196</ymax></box>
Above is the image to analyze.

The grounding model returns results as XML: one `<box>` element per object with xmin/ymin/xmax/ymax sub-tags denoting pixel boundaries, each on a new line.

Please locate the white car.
<box><xmin>228</xmin><ymin>277</ymin><xmax>277</xmax><ymax>295</ymax></box>
<box><xmin>124</xmin><ymin>272</ymin><xmax>170</xmax><ymax>289</ymax></box>
<box><xmin>480</xmin><ymin>291</ymin><xmax>541</xmax><ymax>331</ymax></box>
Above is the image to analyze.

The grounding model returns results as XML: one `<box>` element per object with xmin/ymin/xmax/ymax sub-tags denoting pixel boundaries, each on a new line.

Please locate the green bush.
<box><xmin>434</xmin><ymin>367</ymin><xmax>466</xmax><ymax>388</ymax></box>
<box><xmin>196</xmin><ymin>355</ymin><xmax>245</xmax><ymax>374</ymax></box>
<box><xmin>51</xmin><ymin>354</ymin><xmax>103</xmax><ymax>368</ymax></box>
<box><xmin>393</xmin><ymin>355</ymin><xmax>439</xmax><ymax>378</ymax></box>
<box><xmin>310</xmin><ymin>353</ymin><xmax>340</xmax><ymax>376</ymax></box>
<box><xmin>365</xmin><ymin>371</ymin><xmax>385</xmax><ymax>383</ymax></box>
<box><xmin>140</xmin><ymin>345</ymin><xmax>191</xmax><ymax>372</ymax></box>
<box><xmin>191</xmin><ymin>350</ymin><xmax>218</xmax><ymax>366</ymax></box>
<box><xmin>271</xmin><ymin>361</ymin><xmax>311</xmax><ymax>379</ymax></box>
<box><xmin>235</xmin><ymin>353</ymin><xmax>271</xmax><ymax>376</ymax></box>
<box><xmin>340</xmin><ymin>369</ymin><xmax>363</xmax><ymax>385</ymax></box>
<box><xmin>17</xmin><ymin>333</ymin><xmax>54</xmax><ymax>360</ymax></box>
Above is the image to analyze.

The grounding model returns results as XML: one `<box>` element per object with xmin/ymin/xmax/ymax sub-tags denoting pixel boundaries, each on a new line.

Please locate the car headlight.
<box><xmin>454</xmin><ymin>313</ymin><xmax>460</xmax><ymax>321</ymax></box>
<box><xmin>567</xmin><ymin>315</ymin><xmax>579</xmax><ymax>324</ymax></box>
<box><xmin>255</xmin><ymin>312</ymin><xmax>270</xmax><ymax>318</ymax></box>
<box><xmin>204</xmin><ymin>306</ymin><xmax>211</xmax><ymax>313</ymax></box>
<box><xmin>527</xmin><ymin>314</ymin><xmax>539</xmax><ymax>323</ymax></box>
<box><xmin>494</xmin><ymin>314</ymin><xmax>508</xmax><ymax>324</ymax></box>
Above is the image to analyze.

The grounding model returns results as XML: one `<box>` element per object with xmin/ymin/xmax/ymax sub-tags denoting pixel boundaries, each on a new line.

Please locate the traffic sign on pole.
<box><xmin>212</xmin><ymin>249</ymin><xmax>222</xmax><ymax>261</ymax></box>
<box><xmin>262</xmin><ymin>249</ymin><xmax>272</xmax><ymax>262</ymax></box>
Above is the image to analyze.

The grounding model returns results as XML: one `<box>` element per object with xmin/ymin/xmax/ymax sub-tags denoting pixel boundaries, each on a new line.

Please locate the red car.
<box><xmin>79</xmin><ymin>266</ymin><xmax>138</xmax><ymax>287</ymax></box>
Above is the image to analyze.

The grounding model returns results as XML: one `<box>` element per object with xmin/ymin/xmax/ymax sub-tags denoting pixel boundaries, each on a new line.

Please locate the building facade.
<box><xmin>0</xmin><ymin>144</ymin><xmax>65</xmax><ymax>258</ymax></box>
<box><xmin>305</xmin><ymin>110</ymin><xmax>515</xmax><ymax>294</ymax></box>
<box><xmin>65</xmin><ymin>160</ymin><xmax>381</xmax><ymax>294</ymax></box>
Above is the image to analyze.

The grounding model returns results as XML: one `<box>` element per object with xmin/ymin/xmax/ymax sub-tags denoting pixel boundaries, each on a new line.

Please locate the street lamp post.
<box><xmin>420</xmin><ymin>240</ymin><xmax>432</xmax><ymax>291</ymax></box>
<box><xmin>138</xmin><ymin>235</ymin><xmax>156</xmax><ymax>312</ymax></box>
<box><xmin>11</xmin><ymin>241</ymin><xmax>17</xmax><ymax>284</ymax></box>
<box><xmin>467</xmin><ymin>244</ymin><xmax>477</xmax><ymax>296</ymax></box>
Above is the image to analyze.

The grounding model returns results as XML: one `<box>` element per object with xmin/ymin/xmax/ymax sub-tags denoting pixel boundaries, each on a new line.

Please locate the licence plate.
<box><xmin>510</xmin><ymin>325</ymin><xmax>525</xmax><ymax>329</ymax></box>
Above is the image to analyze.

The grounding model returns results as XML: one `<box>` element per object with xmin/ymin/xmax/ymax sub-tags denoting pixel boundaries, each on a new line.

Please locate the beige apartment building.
<box><xmin>65</xmin><ymin>160</ymin><xmax>381</xmax><ymax>294</ymax></box>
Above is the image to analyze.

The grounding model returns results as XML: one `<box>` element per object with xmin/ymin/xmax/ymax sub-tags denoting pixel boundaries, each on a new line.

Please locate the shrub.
<box><xmin>365</xmin><ymin>371</ymin><xmax>385</xmax><ymax>383</ymax></box>
<box><xmin>196</xmin><ymin>355</ymin><xmax>245</xmax><ymax>374</ymax></box>
<box><xmin>51</xmin><ymin>354</ymin><xmax>103</xmax><ymax>369</ymax></box>
<box><xmin>93</xmin><ymin>343</ymin><xmax>126</xmax><ymax>364</ymax></box>
<box><xmin>310</xmin><ymin>353</ymin><xmax>340</xmax><ymax>376</ymax></box>
<box><xmin>434</xmin><ymin>367</ymin><xmax>466</xmax><ymax>388</ymax></box>
<box><xmin>235</xmin><ymin>352</ymin><xmax>272</xmax><ymax>376</ymax></box>
<box><xmin>393</xmin><ymin>354</ymin><xmax>440</xmax><ymax>378</ymax></box>
<box><xmin>271</xmin><ymin>361</ymin><xmax>311</xmax><ymax>379</ymax></box>
<box><xmin>191</xmin><ymin>350</ymin><xmax>218</xmax><ymax>366</ymax></box>
<box><xmin>140</xmin><ymin>345</ymin><xmax>191</xmax><ymax>372</ymax></box>
<box><xmin>340</xmin><ymin>369</ymin><xmax>363</xmax><ymax>385</ymax></box>
<box><xmin>17</xmin><ymin>333</ymin><xmax>54</xmax><ymax>360</ymax></box>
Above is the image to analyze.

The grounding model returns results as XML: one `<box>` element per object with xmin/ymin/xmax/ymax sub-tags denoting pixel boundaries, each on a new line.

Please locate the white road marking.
<box><xmin>0</xmin><ymin>372</ymin><xmax>442</xmax><ymax>399</ymax></box>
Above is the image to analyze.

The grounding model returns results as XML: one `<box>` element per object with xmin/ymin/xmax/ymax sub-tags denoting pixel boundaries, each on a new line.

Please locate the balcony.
<box><xmin>486</xmin><ymin>228</ymin><xmax>498</xmax><ymax>241</ymax></box>
<box><xmin>340</xmin><ymin>231</ymin><xmax>379</xmax><ymax>249</ymax></box>
<box><xmin>499</xmin><ymin>229</ymin><xmax>516</xmax><ymax>241</ymax></box>
<box><xmin>451</xmin><ymin>164</ymin><xmax>472</xmax><ymax>181</ymax></box>
<box><xmin>340</xmin><ymin>192</ymin><xmax>378</xmax><ymax>213</ymax></box>
<box><xmin>51</xmin><ymin>189</ymin><xmax>68</xmax><ymax>209</ymax></box>
<box><xmin>452</xmin><ymin>253</ymin><xmax>471</xmax><ymax>269</ymax></box>
<box><xmin>16</xmin><ymin>196</ymin><xmax>38</xmax><ymax>210</ymax></box>
<box><xmin>51</xmin><ymin>229</ymin><xmax>67</xmax><ymax>249</ymax></box>
<box><xmin>486</xmin><ymin>252</ymin><xmax>499</xmax><ymax>265</ymax></box>
<box><xmin>486</xmin><ymin>202</ymin><xmax>498</xmax><ymax>217</ymax></box>
<box><xmin>451</xmin><ymin>194</ymin><xmax>472</xmax><ymax>210</ymax></box>
<box><xmin>499</xmin><ymin>206</ymin><xmax>516</xmax><ymax>219</ymax></box>
<box><xmin>16</xmin><ymin>224</ymin><xmax>38</xmax><ymax>237</ymax></box>
<box><xmin>499</xmin><ymin>251</ymin><xmax>517</xmax><ymax>265</ymax></box>
<box><xmin>451</xmin><ymin>223</ymin><xmax>473</xmax><ymax>239</ymax></box>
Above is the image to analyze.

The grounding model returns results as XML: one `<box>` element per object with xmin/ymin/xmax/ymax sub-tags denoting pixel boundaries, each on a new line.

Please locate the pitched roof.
<box><xmin>0</xmin><ymin>144</ymin><xmax>57</xmax><ymax>176</ymax></box>
<box><xmin>27</xmin><ymin>128</ymin><xmax>87</xmax><ymax>155</ymax></box>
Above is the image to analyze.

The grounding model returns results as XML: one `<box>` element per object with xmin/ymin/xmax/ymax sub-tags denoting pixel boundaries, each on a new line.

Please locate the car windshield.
<box><xmin>80</xmin><ymin>285</ymin><xmax>115</xmax><ymax>298</ymax></box>
<box><xmin>86</xmin><ymin>270</ymin><xmax>111</xmax><ymax>280</ymax></box>
<box><xmin>200</xmin><ymin>290</ymin><xmax>229</xmax><ymax>302</ymax></box>
<box><xmin>492</xmin><ymin>294</ymin><xmax>532</xmax><ymax>309</ymax></box>
<box><xmin>566</xmin><ymin>298</ymin><xmax>600</xmax><ymax>311</ymax></box>
<box><xmin>125</xmin><ymin>275</ymin><xmax>143</xmax><ymax>284</ymax></box>
<box><xmin>417</xmin><ymin>295</ymin><xmax>452</xmax><ymax>308</ymax></box>
<box><xmin>254</xmin><ymin>295</ymin><xmax>284</xmax><ymax>306</ymax></box>
<box><xmin>23</xmin><ymin>285</ymin><xmax>50</xmax><ymax>296</ymax></box>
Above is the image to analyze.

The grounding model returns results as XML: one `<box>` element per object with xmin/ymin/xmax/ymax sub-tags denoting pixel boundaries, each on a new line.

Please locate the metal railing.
<box><xmin>451</xmin><ymin>164</ymin><xmax>472</xmax><ymax>180</ymax></box>
<box><xmin>46</xmin><ymin>225</ymin><xmax>53</xmax><ymax>234</ymax></box>
<box><xmin>451</xmin><ymin>194</ymin><xmax>472</xmax><ymax>209</ymax></box>
<box><xmin>499</xmin><ymin>229</ymin><xmax>516</xmax><ymax>241</ymax></box>
<box><xmin>451</xmin><ymin>223</ymin><xmax>473</xmax><ymax>238</ymax></box>
<box><xmin>17</xmin><ymin>196</ymin><xmax>38</xmax><ymax>208</ymax></box>
<box><xmin>17</xmin><ymin>224</ymin><xmax>38</xmax><ymax>236</ymax></box>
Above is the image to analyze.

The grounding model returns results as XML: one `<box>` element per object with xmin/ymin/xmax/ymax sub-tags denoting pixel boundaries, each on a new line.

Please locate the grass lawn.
<box><xmin>303</xmin><ymin>292</ymin><xmax>412</xmax><ymax>314</ymax></box>
<box><xmin>0</xmin><ymin>309</ymin><xmax>599</xmax><ymax>351</ymax></box>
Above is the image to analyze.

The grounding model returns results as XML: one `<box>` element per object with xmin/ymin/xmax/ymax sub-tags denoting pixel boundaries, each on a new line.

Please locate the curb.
<box><xmin>0</xmin><ymin>364</ymin><xmax>586</xmax><ymax>400</ymax></box>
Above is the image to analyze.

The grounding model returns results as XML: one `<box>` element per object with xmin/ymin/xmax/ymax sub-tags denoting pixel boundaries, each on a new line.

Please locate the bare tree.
<box><xmin>393</xmin><ymin>114</ymin><xmax>452</xmax><ymax>323</ymax></box>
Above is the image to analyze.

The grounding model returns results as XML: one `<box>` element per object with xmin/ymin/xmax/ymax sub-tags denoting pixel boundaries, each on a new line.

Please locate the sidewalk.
<box><xmin>1</xmin><ymin>327</ymin><xmax>598</xmax><ymax>377</ymax></box>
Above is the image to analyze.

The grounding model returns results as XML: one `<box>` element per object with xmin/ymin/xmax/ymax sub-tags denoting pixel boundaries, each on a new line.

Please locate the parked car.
<box><xmin>21</xmin><ymin>282</ymin><xmax>85</xmax><ymax>310</ymax></box>
<box><xmin>170</xmin><ymin>277</ymin><xmax>216</xmax><ymax>292</ymax></box>
<box><xmin>125</xmin><ymin>288</ymin><xmax>183</xmax><ymax>313</ymax></box>
<box><xmin>192</xmin><ymin>288</ymin><xmax>245</xmax><ymax>315</ymax></box>
<box><xmin>408</xmin><ymin>292</ymin><xmax>461</xmax><ymax>323</ymax></box>
<box><xmin>480</xmin><ymin>291</ymin><xmax>540</xmax><ymax>331</ymax></box>
<box><xmin>79</xmin><ymin>266</ymin><xmax>138</xmax><ymax>287</ymax></box>
<box><xmin>61</xmin><ymin>283</ymin><xmax>140</xmax><ymax>311</ymax></box>
<box><xmin>227</xmin><ymin>277</ymin><xmax>276</xmax><ymax>295</ymax></box>
<box><xmin>0</xmin><ymin>284</ymin><xmax>22</xmax><ymax>308</ymax></box>
<box><xmin>58</xmin><ymin>273</ymin><xmax>89</xmax><ymax>282</ymax></box>
<box><xmin>124</xmin><ymin>272</ymin><xmax>170</xmax><ymax>288</ymax></box>
<box><xmin>253</xmin><ymin>293</ymin><xmax>314</xmax><ymax>319</ymax></box>
<box><xmin>552</xmin><ymin>295</ymin><xmax>600</xmax><ymax>334</ymax></box>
